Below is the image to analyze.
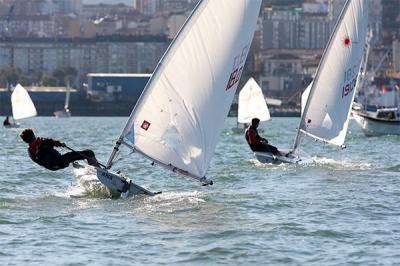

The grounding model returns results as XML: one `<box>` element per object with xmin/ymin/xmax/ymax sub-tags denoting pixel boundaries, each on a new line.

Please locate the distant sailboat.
<box><xmin>74</xmin><ymin>0</ymin><xmax>262</xmax><ymax>197</ymax></box>
<box><xmin>232</xmin><ymin>78</ymin><xmax>270</xmax><ymax>134</ymax></box>
<box><xmin>255</xmin><ymin>0</ymin><xmax>368</xmax><ymax>164</ymax></box>
<box><xmin>353</xmin><ymin>107</ymin><xmax>400</xmax><ymax>136</ymax></box>
<box><xmin>6</xmin><ymin>84</ymin><xmax>37</xmax><ymax>127</ymax></box>
<box><xmin>352</xmin><ymin>30</ymin><xmax>400</xmax><ymax>136</ymax></box>
<box><xmin>54</xmin><ymin>84</ymin><xmax>71</xmax><ymax>118</ymax></box>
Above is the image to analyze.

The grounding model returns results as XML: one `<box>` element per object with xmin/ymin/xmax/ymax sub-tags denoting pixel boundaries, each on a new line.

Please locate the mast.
<box><xmin>292</xmin><ymin>0</ymin><xmax>352</xmax><ymax>152</ymax></box>
<box><xmin>356</xmin><ymin>27</ymin><xmax>372</xmax><ymax>106</ymax></box>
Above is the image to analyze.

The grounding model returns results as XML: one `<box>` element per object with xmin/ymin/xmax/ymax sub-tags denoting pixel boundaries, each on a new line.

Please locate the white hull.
<box><xmin>254</xmin><ymin>149</ymin><xmax>313</xmax><ymax>165</ymax></box>
<box><xmin>54</xmin><ymin>110</ymin><xmax>71</xmax><ymax>118</ymax></box>
<box><xmin>353</xmin><ymin>111</ymin><xmax>400</xmax><ymax>136</ymax></box>
<box><xmin>73</xmin><ymin>163</ymin><xmax>158</xmax><ymax>198</ymax></box>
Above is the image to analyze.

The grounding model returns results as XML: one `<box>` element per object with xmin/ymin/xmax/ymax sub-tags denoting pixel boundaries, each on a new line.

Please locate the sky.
<box><xmin>83</xmin><ymin>0</ymin><xmax>132</xmax><ymax>5</ymax></box>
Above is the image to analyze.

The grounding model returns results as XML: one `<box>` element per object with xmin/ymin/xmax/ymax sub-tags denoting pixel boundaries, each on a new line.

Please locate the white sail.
<box><xmin>11</xmin><ymin>84</ymin><xmax>37</xmax><ymax>120</ymax></box>
<box><xmin>301</xmin><ymin>82</ymin><xmax>312</xmax><ymax>116</ymax></box>
<box><xmin>297</xmin><ymin>0</ymin><xmax>368</xmax><ymax>147</ymax></box>
<box><xmin>110</xmin><ymin>0</ymin><xmax>262</xmax><ymax>178</ymax></box>
<box><xmin>238</xmin><ymin>78</ymin><xmax>270</xmax><ymax>124</ymax></box>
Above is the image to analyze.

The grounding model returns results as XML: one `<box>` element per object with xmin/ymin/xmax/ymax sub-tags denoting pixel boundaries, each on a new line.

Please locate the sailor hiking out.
<box><xmin>20</xmin><ymin>128</ymin><xmax>100</xmax><ymax>171</ymax></box>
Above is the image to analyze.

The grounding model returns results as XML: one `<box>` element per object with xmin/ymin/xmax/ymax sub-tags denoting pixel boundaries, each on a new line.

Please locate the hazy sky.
<box><xmin>83</xmin><ymin>0</ymin><xmax>132</xmax><ymax>5</ymax></box>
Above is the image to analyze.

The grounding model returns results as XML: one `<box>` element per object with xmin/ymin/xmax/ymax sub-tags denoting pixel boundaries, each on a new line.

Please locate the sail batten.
<box><xmin>294</xmin><ymin>0</ymin><xmax>368</xmax><ymax>150</ymax></box>
<box><xmin>108</xmin><ymin>0</ymin><xmax>262</xmax><ymax>178</ymax></box>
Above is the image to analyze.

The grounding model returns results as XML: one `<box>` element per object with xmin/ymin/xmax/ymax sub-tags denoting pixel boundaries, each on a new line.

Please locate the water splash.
<box><xmin>72</xmin><ymin>166</ymin><xmax>115</xmax><ymax>198</ymax></box>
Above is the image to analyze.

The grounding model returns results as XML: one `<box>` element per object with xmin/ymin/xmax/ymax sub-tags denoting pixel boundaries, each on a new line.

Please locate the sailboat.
<box><xmin>352</xmin><ymin>30</ymin><xmax>400</xmax><ymax>136</ymax></box>
<box><xmin>353</xmin><ymin>106</ymin><xmax>400</xmax><ymax>136</ymax></box>
<box><xmin>255</xmin><ymin>0</ymin><xmax>368</xmax><ymax>164</ymax></box>
<box><xmin>54</xmin><ymin>84</ymin><xmax>71</xmax><ymax>118</ymax></box>
<box><xmin>232</xmin><ymin>77</ymin><xmax>270</xmax><ymax>134</ymax></box>
<box><xmin>74</xmin><ymin>0</ymin><xmax>262</xmax><ymax>197</ymax></box>
<box><xmin>5</xmin><ymin>84</ymin><xmax>37</xmax><ymax>127</ymax></box>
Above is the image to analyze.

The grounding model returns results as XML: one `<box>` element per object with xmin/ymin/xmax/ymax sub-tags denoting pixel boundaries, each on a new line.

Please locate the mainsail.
<box><xmin>11</xmin><ymin>84</ymin><xmax>37</xmax><ymax>120</ymax></box>
<box><xmin>294</xmin><ymin>0</ymin><xmax>368</xmax><ymax>149</ymax></box>
<box><xmin>238</xmin><ymin>78</ymin><xmax>270</xmax><ymax>124</ymax></box>
<box><xmin>107</xmin><ymin>0</ymin><xmax>262</xmax><ymax>180</ymax></box>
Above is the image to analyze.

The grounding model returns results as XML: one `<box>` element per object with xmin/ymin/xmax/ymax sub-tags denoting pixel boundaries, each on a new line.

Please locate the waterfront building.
<box><xmin>0</xmin><ymin>36</ymin><xmax>168</xmax><ymax>86</ymax></box>
<box><xmin>86</xmin><ymin>73</ymin><xmax>151</xmax><ymax>102</ymax></box>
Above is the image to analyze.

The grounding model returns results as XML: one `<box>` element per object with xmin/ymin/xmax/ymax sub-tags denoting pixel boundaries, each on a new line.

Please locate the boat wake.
<box><xmin>248</xmin><ymin>159</ymin><xmax>291</xmax><ymax>170</ymax></box>
<box><xmin>314</xmin><ymin>157</ymin><xmax>373</xmax><ymax>170</ymax></box>
<box><xmin>134</xmin><ymin>190</ymin><xmax>206</xmax><ymax>213</ymax></box>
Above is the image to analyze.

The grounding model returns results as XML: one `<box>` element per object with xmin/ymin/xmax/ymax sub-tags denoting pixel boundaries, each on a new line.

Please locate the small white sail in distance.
<box><xmin>238</xmin><ymin>78</ymin><xmax>270</xmax><ymax>124</ymax></box>
<box><xmin>294</xmin><ymin>0</ymin><xmax>368</xmax><ymax>149</ymax></box>
<box><xmin>11</xmin><ymin>84</ymin><xmax>37</xmax><ymax>120</ymax></box>
<box><xmin>106</xmin><ymin>0</ymin><xmax>262</xmax><ymax>182</ymax></box>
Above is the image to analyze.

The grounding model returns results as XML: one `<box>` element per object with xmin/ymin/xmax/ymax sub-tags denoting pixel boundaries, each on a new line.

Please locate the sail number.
<box><xmin>226</xmin><ymin>45</ymin><xmax>250</xmax><ymax>90</ymax></box>
<box><xmin>342</xmin><ymin>65</ymin><xmax>358</xmax><ymax>98</ymax></box>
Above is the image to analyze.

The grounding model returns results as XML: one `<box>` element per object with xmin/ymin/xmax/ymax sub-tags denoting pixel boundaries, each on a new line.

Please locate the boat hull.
<box><xmin>353</xmin><ymin>111</ymin><xmax>400</xmax><ymax>136</ymax></box>
<box><xmin>54</xmin><ymin>110</ymin><xmax>71</xmax><ymax>118</ymax></box>
<box><xmin>254</xmin><ymin>149</ymin><xmax>313</xmax><ymax>165</ymax></box>
<box><xmin>73</xmin><ymin>162</ymin><xmax>156</xmax><ymax>197</ymax></box>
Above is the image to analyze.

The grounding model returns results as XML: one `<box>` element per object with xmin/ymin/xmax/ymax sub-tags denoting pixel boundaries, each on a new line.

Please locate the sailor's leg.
<box><xmin>58</xmin><ymin>150</ymin><xmax>99</xmax><ymax>167</ymax></box>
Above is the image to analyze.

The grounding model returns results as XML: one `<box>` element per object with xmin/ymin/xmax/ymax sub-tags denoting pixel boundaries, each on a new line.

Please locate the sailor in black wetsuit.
<box><xmin>245</xmin><ymin>118</ymin><xmax>284</xmax><ymax>156</ymax></box>
<box><xmin>20</xmin><ymin>128</ymin><xmax>100</xmax><ymax>171</ymax></box>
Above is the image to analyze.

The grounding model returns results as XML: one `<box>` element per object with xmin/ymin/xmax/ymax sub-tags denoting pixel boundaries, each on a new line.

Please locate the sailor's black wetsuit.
<box><xmin>245</xmin><ymin>126</ymin><xmax>279</xmax><ymax>155</ymax></box>
<box><xmin>28</xmin><ymin>137</ymin><xmax>95</xmax><ymax>171</ymax></box>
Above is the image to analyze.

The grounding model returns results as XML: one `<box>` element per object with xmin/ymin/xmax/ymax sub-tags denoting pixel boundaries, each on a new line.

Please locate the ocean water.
<box><xmin>1</xmin><ymin>117</ymin><xmax>399</xmax><ymax>265</ymax></box>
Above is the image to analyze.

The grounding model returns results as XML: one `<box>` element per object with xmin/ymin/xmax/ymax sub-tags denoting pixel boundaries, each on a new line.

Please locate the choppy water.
<box><xmin>1</xmin><ymin>117</ymin><xmax>400</xmax><ymax>265</ymax></box>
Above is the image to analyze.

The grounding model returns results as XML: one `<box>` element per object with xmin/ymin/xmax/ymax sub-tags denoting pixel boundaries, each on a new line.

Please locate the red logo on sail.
<box><xmin>343</xmin><ymin>36</ymin><xmax>351</xmax><ymax>47</ymax></box>
<box><xmin>141</xmin><ymin>120</ymin><xmax>151</xmax><ymax>131</ymax></box>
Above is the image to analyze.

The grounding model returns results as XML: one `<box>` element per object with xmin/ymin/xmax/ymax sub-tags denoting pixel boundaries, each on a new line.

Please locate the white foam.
<box><xmin>314</xmin><ymin>157</ymin><xmax>373</xmax><ymax>170</ymax></box>
<box><xmin>71</xmin><ymin>166</ymin><xmax>114</xmax><ymax>198</ymax></box>
<box><xmin>248</xmin><ymin>159</ymin><xmax>290</xmax><ymax>170</ymax></box>
<box><xmin>133</xmin><ymin>190</ymin><xmax>206</xmax><ymax>213</ymax></box>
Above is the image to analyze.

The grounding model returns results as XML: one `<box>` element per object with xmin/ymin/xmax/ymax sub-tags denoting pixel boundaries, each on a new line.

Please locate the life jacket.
<box><xmin>245</xmin><ymin>126</ymin><xmax>257</xmax><ymax>145</ymax></box>
<box><xmin>28</xmin><ymin>138</ymin><xmax>62</xmax><ymax>170</ymax></box>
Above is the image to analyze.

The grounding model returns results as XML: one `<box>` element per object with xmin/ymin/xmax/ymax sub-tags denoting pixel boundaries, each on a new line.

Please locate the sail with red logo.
<box><xmin>105</xmin><ymin>0</ymin><xmax>262</xmax><ymax>184</ymax></box>
<box><xmin>293</xmin><ymin>0</ymin><xmax>368</xmax><ymax>150</ymax></box>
